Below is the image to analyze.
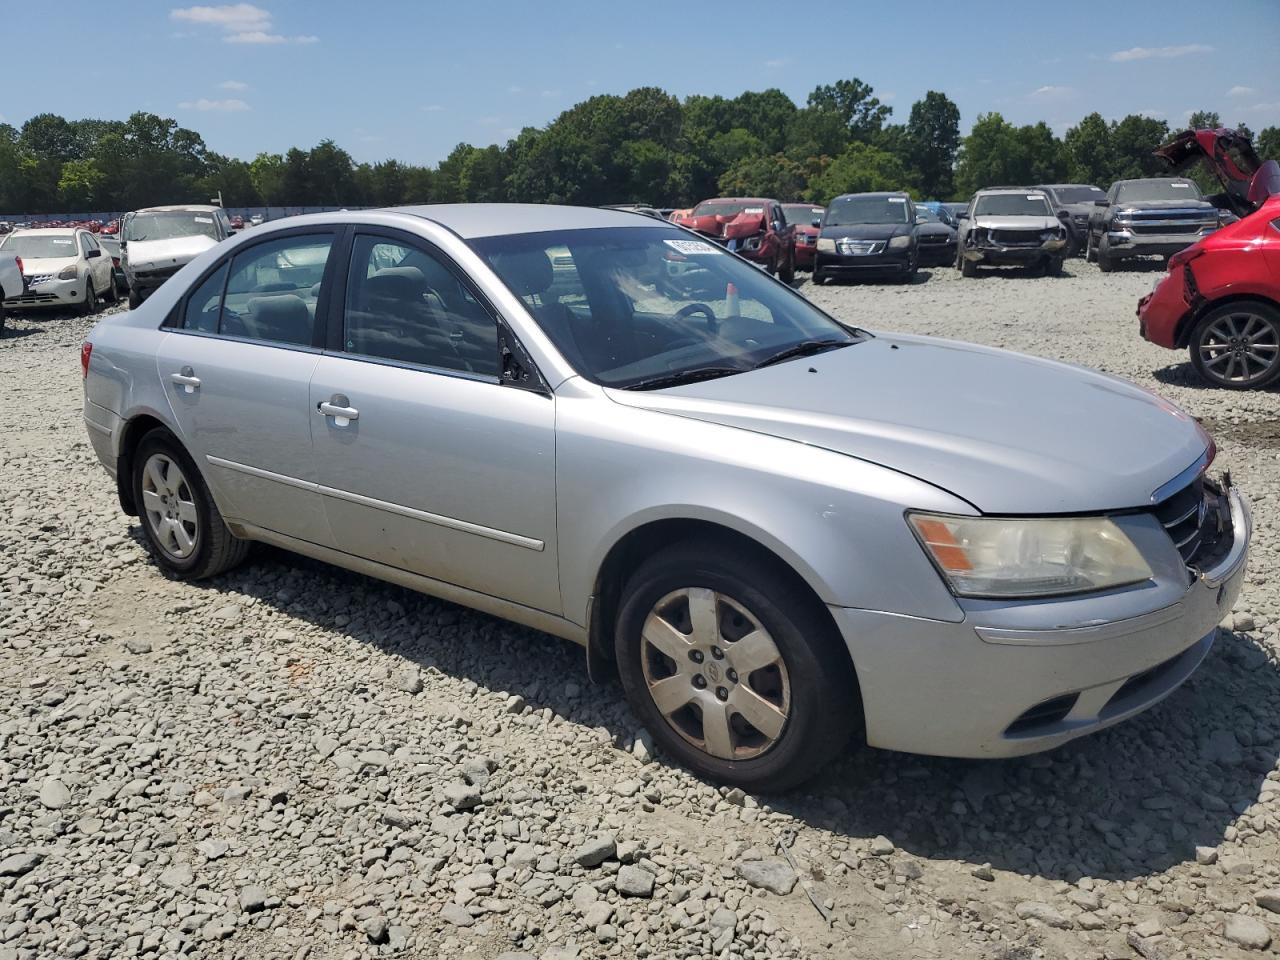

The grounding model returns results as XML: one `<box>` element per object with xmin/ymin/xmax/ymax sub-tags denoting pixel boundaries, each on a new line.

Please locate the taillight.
<box><xmin>81</xmin><ymin>342</ymin><xmax>92</xmax><ymax>379</ymax></box>
<box><xmin>14</xmin><ymin>256</ymin><xmax>22</xmax><ymax>275</ymax></box>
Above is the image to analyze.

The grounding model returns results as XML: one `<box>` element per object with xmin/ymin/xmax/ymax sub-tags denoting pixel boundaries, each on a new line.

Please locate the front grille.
<box><xmin>1006</xmin><ymin>693</ymin><xmax>1079</xmax><ymax>736</ymax></box>
<box><xmin>1151</xmin><ymin>475</ymin><xmax>1232</xmax><ymax>569</ymax></box>
<box><xmin>7</xmin><ymin>292</ymin><xmax>60</xmax><ymax>303</ymax></box>
<box><xmin>1130</xmin><ymin>222</ymin><xmax>1205</xmax><ymax>236</ymax></box>
<box><xmin>919</xmin><ymin>233</ymin><xmax>951</xmax><ymax>245</ymax></box>
<box><xmin>988</xmin><ymin>229</ymin><xmax>1042</xmax><ymax>246</ymax></box>
<box><xmin>836</xmin><ymin>239</ymin><xmax>884</xmax><ymax>256</ymax></box>
<box><xmin>26</xmin><ymin>273</ymin><xmax>53</xmax><ymax>286</ymax></box>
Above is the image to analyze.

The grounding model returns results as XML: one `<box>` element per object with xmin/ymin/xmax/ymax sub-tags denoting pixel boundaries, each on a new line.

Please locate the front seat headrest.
<box><xmin>489</xmin><ymin>249</ymin><xmax>553</xmax><ymax>297</ymax></box>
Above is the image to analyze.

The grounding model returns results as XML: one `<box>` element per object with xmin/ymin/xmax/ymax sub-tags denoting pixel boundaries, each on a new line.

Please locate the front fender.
<box><xmin>553</xmin><ymin>379</ymin><xmax>970</xmax><ymax>629</ymax></box>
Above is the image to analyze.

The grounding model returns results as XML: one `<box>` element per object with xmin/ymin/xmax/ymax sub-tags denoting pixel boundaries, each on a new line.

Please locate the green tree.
<box><xmin>716</xmin><ymin>153</ymin><xmax>809</xmax><ymax>200</ymax></box>
<box><xmin>1187</xmin><ymin>111</ymin><xmax>1221</xmax><ymax>130</ymax></box>
<box><xmin>1258</xmin><ymin>126</ymin><xmax>1280</xmax><ymax>162</ymax></box>
<box><xmin>808</xmin><ymin>141</ymin><xmax>912</xmax><ymax>203</ymax></box>
<box><xmin>806</xmin><ymin>78</ymin><xmax>892</xmax><ymax>140</ymax></box>
<box><xmin>249</xmin><ymin>153</ymin><xmax>286</xmax><ymax>205</ymax></box>
<box><xmin>955</xmin><ymin>113</ymin><xmax>1064</xmax><ymax>195</ymax></box>
<box><xmin>1109</xmin><ymin>114</ymin><xmax>1170</xmax><ymax>180</ymax></box>
<box><xmin>1062</xmin><ymin>112</ymin><xmax>1113</xmax><ymax>186</ymax></box>
<box><xmin>58</xmin><ymin>158</ymin><xmax>106</xmax><ymax>208</ymax></box>
<box><xmin>904</xmin><ymin>91</ymin><xmax>961</xmax><ymax>198</ymax></box>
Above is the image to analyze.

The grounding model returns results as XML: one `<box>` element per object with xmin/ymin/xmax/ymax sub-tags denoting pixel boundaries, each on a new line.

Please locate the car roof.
<box><xmin>1114</xmin><ymin>177</ymin><xmax>1194</xmax><ymax>185</ymax></box>
<box><xmin>12</xmin><ymin>227</ymin><xmax>79</xmax><ymax>236</ymax></box>
<box><xmin>974</xmin><ymin>187</ymin><xmax>1047</xmax><ymax>195</ymax></box>
<box><xmin>133</xmin><ymin>204</ymin><xmax>223</xmax><ymax>213</ymax></box>
<box><xmin>392</xmin><ymin>203</ymin><xmax>670</xmax><ymax>239</ymax></box>
<box><xmin>831</xmin><ymin>191</ymin><xmax>910</xmax><ymax>200</ymax></box>
<box><xmin>1036</xmin><ymin>183</ymin><xmax>1103</xmax><ymax>190</ymax></box>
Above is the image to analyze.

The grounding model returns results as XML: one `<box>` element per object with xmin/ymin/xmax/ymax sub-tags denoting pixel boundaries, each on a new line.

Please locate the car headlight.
<box><xmin>816</xmin><ymin>238</ymin><xmax>836</xmax><ymax>253</ymax></box>
<box><xmin>907</xmin><ymin>513</ymin><xmax>1153</xmax><ymax>598</ymax></box>
<box><xmin>887</xmin><ymin>235</ymin><xmax>911</xmax><ymax>251</ymax></box>
<box><xmin>58</xmin><ymin>265</ymin><xmax>79</xmax><ymax>280</ymax></box>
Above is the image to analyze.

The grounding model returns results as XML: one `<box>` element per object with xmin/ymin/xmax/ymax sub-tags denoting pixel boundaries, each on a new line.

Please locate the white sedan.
<box><xmin>0</xmin><ymin>227</ymin><xmax>117</xmax><ymax>313</ymax></box>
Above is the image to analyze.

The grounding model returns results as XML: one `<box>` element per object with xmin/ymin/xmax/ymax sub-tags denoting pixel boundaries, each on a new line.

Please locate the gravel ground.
<box><xmin>0</xmin><ymin>259</ymin><xmax>1278</xmax><ymax>960</ymax></box>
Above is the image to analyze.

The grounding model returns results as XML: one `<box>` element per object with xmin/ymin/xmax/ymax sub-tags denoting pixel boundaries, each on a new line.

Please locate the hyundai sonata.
<box><xmin>82</xmin><ymin>204</ymin><xmax>1251</xmax><ymax>790</ymax></box>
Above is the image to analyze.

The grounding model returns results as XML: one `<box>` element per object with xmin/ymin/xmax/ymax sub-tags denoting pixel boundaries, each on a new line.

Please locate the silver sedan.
<box><xmin>81</xmin><ymin>204</ymin><xmax>1251</xmax><ymax>790</ymax></box>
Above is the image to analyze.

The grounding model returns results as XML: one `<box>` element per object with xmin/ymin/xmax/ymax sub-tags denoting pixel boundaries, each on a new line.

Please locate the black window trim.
<box><xmin>326</xmin><ymin>224</ymin><xmax>548</xmax><ymax>395</ymax></box>
<box><xmin>165</xmin><ymin>224</ymin><xmax>345</xmax><ymax>355</ymax></box>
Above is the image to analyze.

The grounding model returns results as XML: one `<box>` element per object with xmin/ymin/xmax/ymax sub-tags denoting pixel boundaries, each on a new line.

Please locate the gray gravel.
<box><xmin>0</xmin><ymin>259</ymin><xmax>1277</xmax><ymax>960</ymax></box>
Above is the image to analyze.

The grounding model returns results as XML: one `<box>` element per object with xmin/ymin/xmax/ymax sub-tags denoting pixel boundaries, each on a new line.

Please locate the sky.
<box><xmin>7</xmin><ymin>0</ymin><xmax>1279</xmax><ymax>166</ymax></box>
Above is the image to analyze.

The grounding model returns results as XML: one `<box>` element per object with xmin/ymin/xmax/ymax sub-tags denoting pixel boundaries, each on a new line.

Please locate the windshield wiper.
<box><xmin>754</xmin><ymin>339</ymin><xmax>853</xmax><ymax>369</ymax></box>
<box><xmin>622</xmin><ymin>366</ymin><xmax>745</xmax><ymax>391</ymax></box>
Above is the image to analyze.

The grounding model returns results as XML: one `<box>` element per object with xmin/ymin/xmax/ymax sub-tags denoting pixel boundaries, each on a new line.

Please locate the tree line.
<box><xmin>1</xmin><ymin>79</ymin><xmax>1276</xmax><ymax>215</ymax></box>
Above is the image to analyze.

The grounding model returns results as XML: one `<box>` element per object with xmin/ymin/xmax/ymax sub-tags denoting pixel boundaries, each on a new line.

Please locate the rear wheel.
<box><xmin>0</xmin><ymin>302</ymin><xmax>5</xmax><ymax>337</ymax></box>
<box><xmin>615</xmin><ymin>540</ymin><xmax>858</xmax><ymax>791</ymax></box>
<box><xmin>1189</xmin><ymin>300</ymin><xmax>1280</xmax><ymax>389</ymax></box>
<box><xmin>779</xmin><ymin>247</ymin><xmax>796</xmax><ymax>285</ymax></box>
<box><xmin>128</xmin><ymin>287</ymin><xmax>143</xmax><ymax>309</ymax></box>
<box><xmin>132</xmin><ymin>429</ymin><xmax>251</xmax><ymax>579</ymax></box>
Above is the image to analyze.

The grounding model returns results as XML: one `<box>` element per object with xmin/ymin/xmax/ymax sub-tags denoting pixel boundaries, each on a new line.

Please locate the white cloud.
<box><xmin>540</xmin><ymin>89</ymin><xmax>559</xmax><ymax>98</ymax></box>
<box><xmin>1238</xmin><ymin>100</ymin><xmax>1280</xmax><ymax>115</ymax></box>
<box><xmin>171</xmin><ymin>4</ymin><xmax>317</xmax><ymax>44</ymax></box>
<box><xmin>219</xmin><ymin>79</ymin><xmax>249</xmax><ymax>91</ymax></box>
<box><xmin>178</xmin><ymin>98</ymin><xmax>251</xmax><ymax>112</ymax></box>
<box><xmin>1109</xmin><ymin>43</ymin><xmax>1212</xmax><ymax>63</ymax></box>
<box><xmin>1226</xmin><ymin>85</ymin><xmax>1256</xmax><ymax>98</ymax></box>
<box><xmin>421</xmin><ymin>104</ymin><xmax>444</xmax><ymax>113</ymax></box>
<box><xmin>171</xmin><ymin>3</ymin><xmax>270</xmax><ymax>31</ymax></box>
<box><xmin>508</xmin><ymin>85</ymin><xmax>524</xmax><ymax>95</ymax></box>
<box><xmin>1029</xmin><ymin>85</ymin><xmax>1073</xmax><ymax>99</ymax></box>
<box><xmin>764</xmin><ymin>58</ymin><xmax>787</xmax><ymax>68</ymax></box>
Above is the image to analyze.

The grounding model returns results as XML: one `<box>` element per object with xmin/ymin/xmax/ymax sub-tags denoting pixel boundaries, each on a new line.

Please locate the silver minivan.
<box><xmin>82</xmin><ymin>204</ymin><xmax>1251</xmax><ymax>789</ymax></box>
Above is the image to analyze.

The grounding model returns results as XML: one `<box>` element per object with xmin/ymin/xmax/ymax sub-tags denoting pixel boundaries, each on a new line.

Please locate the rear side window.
<box><xmin>182</xmin><ymin>262</ymin><xmax>228</xmax><ymax>333</ymax></box>
<box><xmin>219</xmin><ymin>234</ymin><xmax>333</xmax><ymax>346</ymax></box>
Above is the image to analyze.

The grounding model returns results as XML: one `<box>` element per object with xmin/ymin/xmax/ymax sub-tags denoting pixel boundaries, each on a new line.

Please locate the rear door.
<box><xmin>155</xmin><ymin>228</ymin><xmax>340</xmax><ymax>545</ymax></box>
<box><xmin>309</xmin><ymin>228</ymin><xmax>560</xmax><ymax>613</ymax></box>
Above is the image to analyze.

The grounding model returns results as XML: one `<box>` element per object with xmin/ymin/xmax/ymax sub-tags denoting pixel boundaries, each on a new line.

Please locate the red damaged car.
<box><xmin>675</xmin><ymin>198</ymin><xmax>796</xmax><ymax>282</ymax></box>
<box><xmin>1139</xmin><ymin>129</ymin><xmax>1280</xmax><ymax>389</ymax></box>
<box><xmin>783</xmin><ymin>202</ymin><xmax>826</xmax><ymax>271</ymax></box>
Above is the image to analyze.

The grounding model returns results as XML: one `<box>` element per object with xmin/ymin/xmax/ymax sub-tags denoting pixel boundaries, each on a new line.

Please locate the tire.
<box><xmin>1188</xmin><ymin>300</ymin><xmax>1280</xmax><ymax>390</ymax></box>
<box><xmin>81</xmin><ymin>278</ymin><xmax>99</xmax><ymax>316</ymax></box>
<box><xmin>1046</xmin><ymin>257</ymin><xmax>1065</xmax><ymax>277</ymax></box>
<box><xmin>132</xmin><ymin>428</ymin><xmax>251</xmax><ymax>579</ymax></box>
<box><xmin>614</xmin><ymin>539</ymin><xmax>859</xmax><ymax>791</ymax></box>
<box><xmin>960</xmin><ymin>256</ymin><xmax>977</xmax><ymax>278</ymax></box>
<box><xmin>1096</xmin><ymin>236</ymin><xmax>1114</xmax><ymax>273</ymax></box>
<box><xmin>128</xmin><ymin>287</ymin><xmax>143</xmax><ymax>309</ymax></box>
<box><xmin>811</xmin><ymin>269</ymin><xmax>825</xmax><ymax>286</ymax></box>
<box><xmin>0</xmin><ymin>302</ymin><xmax>5</xmax><ymax>338</ymax></box>
<box><xmin>1085</xmin><ymin>231</ymin><xmax>1098</xmax><ymax>263</ymax></box>
<box><xmin>103</xmin><ymin>272</ymin><xmax>118</xmax><ymax>303</ymax></box>
<box><xmin>779</xmin><ymin>248</ymin><xmax>795</xmax><ymax>285</ymax></box>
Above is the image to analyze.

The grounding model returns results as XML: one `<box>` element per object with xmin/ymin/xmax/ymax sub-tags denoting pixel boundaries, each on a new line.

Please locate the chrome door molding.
<box><xmin>207</xmin><ymin>454</ymin><xmax>545</xmax><ymax>551</ymax></box>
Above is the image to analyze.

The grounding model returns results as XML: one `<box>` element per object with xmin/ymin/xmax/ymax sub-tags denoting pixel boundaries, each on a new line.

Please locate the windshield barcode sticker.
<box><xmin>193</xmin><ymin>216</ymin><xmax>213</xmax><ymax>222</ymax></box>
<box><xmin>1171</xmin><ymin>182</ymin><xmax>1191</xmax><ymax>188</ymax></box>
<box><xmin>664</xmin><ymin>239</ymin><xmax>720</xmax><ymax>255</ymax></box>
<box><xmin>888</xmin><ymin>197</ymin><xmax>906</xmax><ymax>203</ymax></box>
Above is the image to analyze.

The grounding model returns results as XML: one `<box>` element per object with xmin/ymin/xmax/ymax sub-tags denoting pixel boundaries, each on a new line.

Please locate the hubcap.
<box><xmin>141</xmin><ymin>453</ymin><xmax>198</xmax><ymax>559</ymax></box>
<box><xmin>1199</xmin><ymin>311</ymin><xmax>1279</xmax><ymax>384</ymax></box>
<box><xmin>640</xmin><ymin>587</ymin><xmax>791</xmax><ymax>761</ymax></box>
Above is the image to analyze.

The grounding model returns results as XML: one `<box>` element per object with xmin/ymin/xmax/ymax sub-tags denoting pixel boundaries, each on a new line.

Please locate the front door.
<box><xmin>156</xmin><ymin>230</ymin><xmax>339</xmax><ymax>546</ymax></box>
<box><xmin>310</xmin><ymin>230</ymin><xmax>560</xmax><ymax>614</ymax></box>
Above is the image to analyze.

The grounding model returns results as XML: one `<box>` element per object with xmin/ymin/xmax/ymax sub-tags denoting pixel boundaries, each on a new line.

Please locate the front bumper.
<box><xmin>125</xmin><ymin>263</ymin><xmax>183</xmax><ymax>292</ymax></box>
<box><xmin>917</xmin><ymin>239</ymin><xmax>957</xmax><ymax>265</ymax></box>
<box><xmin>4</xmin><ymin>276</ymin><xmax>83</xmax><ymax>309</ymax></box>
<box><xmin>1106</xmin><ymin>227</ymin><xmax>1213</xmax><ymax>260</ymax></box>
<box><xmin>815</xmin><ymin>249</ymin><xmax>913</xmax><ymax>278</ymax></box>
<box><xmin>963</xmin><ymin>236</ymin><xmax>1065</xmax><ymax>266</ymax></box>
<box><xmin>793</xmin><ymin>241</ymin><xmax>816</xmax><ymax>267</ymax></box>
<box><xmin>832</xmin><ymin>487</ymin><xmax>1251</xmax><ymax>759</ymax></box>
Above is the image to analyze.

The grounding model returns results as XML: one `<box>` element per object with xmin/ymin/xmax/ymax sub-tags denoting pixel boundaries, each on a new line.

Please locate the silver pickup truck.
<box><xmin>0</xmin><ymin>251</ymin><xmax>24</xmax><ymax>336</ymax></box>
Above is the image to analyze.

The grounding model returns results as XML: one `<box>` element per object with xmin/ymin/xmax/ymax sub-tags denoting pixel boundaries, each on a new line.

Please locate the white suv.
<box><xmin>0</xmin><ymin>227</ymin><xmax>116</xmax><ymax>313</ymax></box>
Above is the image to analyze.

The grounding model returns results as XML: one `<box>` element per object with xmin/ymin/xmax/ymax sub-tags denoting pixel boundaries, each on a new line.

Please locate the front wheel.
<box><xmin>1085</xmin><ymin>231</ymin><xmax>1098</xmax><ymax>263</ymax></box>
<box><xmin>960</xmin><ymin>256</ymin><xmax>977</xmax><ymax>278</ymax></box>
<box><xmin>779</xmin><ymin>249</ymin><xmax>795</xmax><ymax>285</ymax></box>
<box><xmin>615</xmin><ymin>540</ymin><xmax>858</xmax><ymax>791</ymax></box>
<box><xmin>81</xmin><ymin>279</ymin><xmax>99</xmax><ymax>316</ymax></box>
<box><xmin>1189</xmin><ymin>301</ymin><xmax>1280</xmax><ymax>390</ymax></box>
<box><xmin>132</xmin><ymin>429</ymin><xmax>251</xmax><ymax>579</ymax></box>
<box><xmin>1096</xmin><ymin>236</ymin><xmax>1114</xmax><ymax>272</ymax></box>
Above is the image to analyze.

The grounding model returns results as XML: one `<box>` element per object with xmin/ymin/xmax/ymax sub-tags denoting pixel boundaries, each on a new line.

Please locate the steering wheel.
<box><xmin>675</xmin><ymin>301</ymin><xmax>719</xmax><ymax>334</ymax></box>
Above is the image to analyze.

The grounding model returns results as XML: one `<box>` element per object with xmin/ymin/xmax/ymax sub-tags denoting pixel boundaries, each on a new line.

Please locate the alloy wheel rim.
<box><xmin>640</xmin><ymin>587</ymin><xmax>791</xmax><ymax>761</ymax></box>
<box><xmin>1199</xmin><ymin>311</ymin><xmax>1279</xmax><ymax>384</ymax></box>
<box><xmin>141</xmin><ymin>453</ymin><xmax>199</xmax><ymax>559</ymax></box>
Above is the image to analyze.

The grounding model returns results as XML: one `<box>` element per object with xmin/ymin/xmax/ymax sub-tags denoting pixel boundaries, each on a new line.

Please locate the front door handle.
<box><xmin>318</xmin><ymin>394</ymin><xmax>359</xmax><ymax>425</ymax></box>
<box><xmin>170</xmin><ymin>367</ymin><xmax>200</xmax><ymax>393</ymax></box>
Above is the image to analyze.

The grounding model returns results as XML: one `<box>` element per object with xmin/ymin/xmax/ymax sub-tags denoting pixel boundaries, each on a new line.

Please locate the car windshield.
<box><xmin>825</xmin><ymin>196</ymin><xmax>909</xmax><ymax>226</ymax></box>
<box><xmin>1115</xmin><ymin>180</ymin><xmax>1202</xmax><ymax>202</ymax></box>
<box><xmin>0</xmin><ymin>234</ymin><xmax>79</xmax><ymax>259</ymax></box>
<box><xmin>1049</xmin><ymin>186</ymin><xmax>1105</xmax><ymax>203</ymax></box>
<box><xmin>123</xmin><ymin>211</ymin><xmax>219</xmax><ymax>242</ymax></box>
<box><xmin>690</xmin><ymin>201</ymin><xmax>765</xmax><ymax>218</ymax></box>
<box><xmin>974</xmin><ymin>194</ymin><xmax>1051</xmax><ymax>217</ymax></box>
<box><xmin>470</xmin><ymin>226</ymin><xmax>861</xmax><ymax>389</ymax></box>
<box><xmin>783</xmin><ymin>205</ymin><xmax>825</xmax><ymax>225</ymax></box>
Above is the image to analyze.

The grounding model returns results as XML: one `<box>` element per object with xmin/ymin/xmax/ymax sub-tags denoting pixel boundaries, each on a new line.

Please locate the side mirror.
<box><xmin>1094</xmin><ymin>199</ymin><xmax>1110</xmax><ymax>206</ymax></box>
<box><xmin>811</xmin><ymin>218</ymin><xmax>821</xmax><ymax>228</ymax></box>
<box><xmin>771</xmin><ymin>220</ymin><xmax>782</xmax><ymax>232</ymax></box>
<box><xmin>1056</xmin><ymin>209</ymin><xmax>1071</xmax><ymax>221</ymax></box>
<box><xmin>85</xmin><ymin>248</ymin><xmax>101</xmax><ymax>259</ymax></box>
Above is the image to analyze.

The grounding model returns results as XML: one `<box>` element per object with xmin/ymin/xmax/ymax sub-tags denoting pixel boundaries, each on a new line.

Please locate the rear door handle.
<box><xmin>170</xmin><ymin>367</ymin><xmax>200</xmax><ymax>393</ymax></box>
<box><xmin>318</xmin><ymin>394</ymin><xmax>359</xmax><ymax>425</ymax></box>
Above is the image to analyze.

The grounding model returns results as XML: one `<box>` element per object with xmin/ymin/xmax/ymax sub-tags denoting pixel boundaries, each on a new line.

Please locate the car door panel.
<box><xmin>309</xmin><ymin>357</ymin><xmax>559</xmax><ymax>613</ymax></box>
<box><xmin>155</xmin><ymin>335</ymin><xmax>333</xmax><ymax>546</ymax></box>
